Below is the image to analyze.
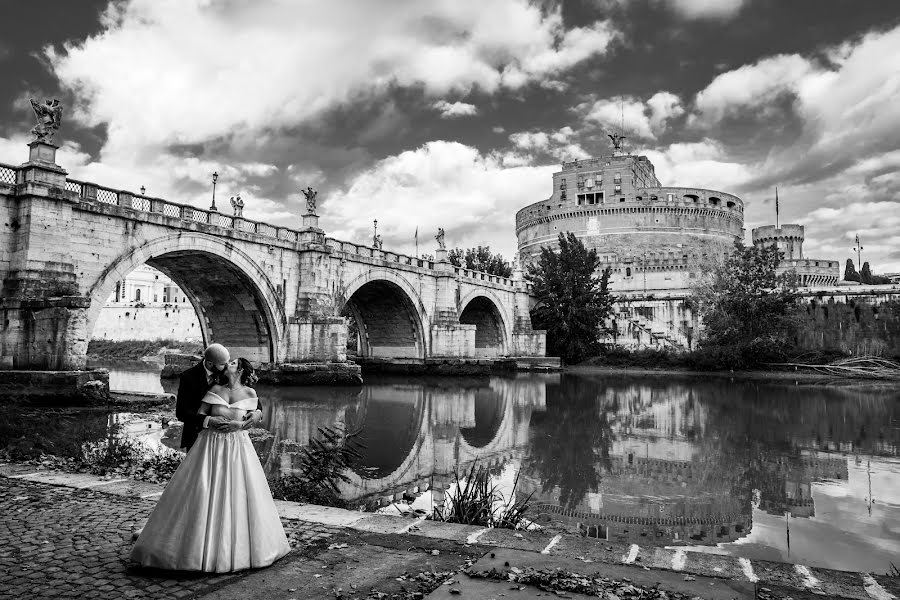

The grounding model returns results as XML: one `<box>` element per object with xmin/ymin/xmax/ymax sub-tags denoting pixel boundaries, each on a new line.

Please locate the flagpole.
<box><xmin>415</xmin><ymin>227</ymin><xmax>418</xmax><ymax>258</ymax></box>
<box><xmin>775</xmin><ymin>187</ymin><xmax>779</xmax><ymax>229</ymax></box>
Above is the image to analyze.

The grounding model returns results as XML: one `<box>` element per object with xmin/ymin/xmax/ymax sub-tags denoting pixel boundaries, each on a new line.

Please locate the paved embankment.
<box><xmin>2</xmin><ymin>463</ymin><xmax>898</xmax><ymax>599</ymax></box>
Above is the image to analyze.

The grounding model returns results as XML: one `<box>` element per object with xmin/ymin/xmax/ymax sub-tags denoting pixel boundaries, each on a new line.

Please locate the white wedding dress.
<box><xmin>130</xmin><ymin>392</ymin><xmax>290</xmax><ymax>572</ymax></box>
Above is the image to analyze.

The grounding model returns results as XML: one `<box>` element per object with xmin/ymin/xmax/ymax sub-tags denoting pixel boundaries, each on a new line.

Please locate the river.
<box><xmin>89</xmin><ymin>360</ymin><xmax>900</xmax><ymax>573</ymax></box>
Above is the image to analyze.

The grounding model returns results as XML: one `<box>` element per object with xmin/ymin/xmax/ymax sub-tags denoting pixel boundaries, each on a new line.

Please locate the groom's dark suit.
<box><xmin>175</xmin><ymin>362</ymin><xmax>216</xmax><ymax>450</ymax></box>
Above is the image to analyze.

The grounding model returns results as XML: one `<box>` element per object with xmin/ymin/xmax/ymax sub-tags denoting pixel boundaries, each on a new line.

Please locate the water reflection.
<box><xmin>101</xmin><ymin>362</ymin><xmax>900</xmax><ymax>573</ymax></box>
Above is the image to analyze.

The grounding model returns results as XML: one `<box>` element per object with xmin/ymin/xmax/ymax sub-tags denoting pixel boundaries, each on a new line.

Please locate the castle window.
<box><xmin>684</xmin><ymin>194</ymin><xmax>699</xmax><ymax>202</ymax></box>
<box><xmin>614</xmin><ymin>185</ymin><xmax>621</xmax><ymax>193</ymax></box>
<box><xmin>620</xmin><ymin>197</ymin><xmax>626</xmax><ymax>202</ymax></box>
<box><xmin>709</xmin><ymin>196</ymin><xmax>721</xmax><ymax>206</ymax></box>
<box><xmin>134</xmin><ymin>288</ymin><xmax>141</xmax><ymax>302</ymax></box>
<box><xmin>726</xmin><ymin>200</ymin><xmax>735</xmax><ymax>208</ymax></box>
<box><xmin>626</xmin><ymin>267</ymin><xmax>632</xmax><ymax>277</ymax></box>
<box><xmin>559</xmin><ymin>179</ymin><xmax>566</xmax><ymax>190</ymax></box>
<box><xmin>614</xmin><ymin>173</ymin><xmax>621</xmax><ymax>183</ymax></box>
<box><xmin>667</xmin><ymin>193</ymin><xmax>675</xmax><ymax>202</ymax></box>
<box><xmin>650</xmin><ymin>195</ymin><xmax>658</xmax><ymax>201</ymax></box>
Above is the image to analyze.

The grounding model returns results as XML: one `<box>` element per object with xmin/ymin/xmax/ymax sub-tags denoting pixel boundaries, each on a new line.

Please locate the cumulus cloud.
<box><xmin>48</xmin><ymin>0</ymin><xmax>618</xmax><ymax>154</ymax></box>
<box><xmin>579</xmin><ymin>92</ymin><xmax>684</xmax><ymax>140</ymax></box>
<box><xmin>507</xmin><ymin>126</ymin><xmax>590</xmax><ymax>163</ymax></box>
<box><xmin>639</xmin><ymin>139</ymin><xmax>755</xmax><ymax>191</ymax></box>
<box><xmin>432</xmin><ymin>100</ymin><xmax>478</xmax><ymax>119</ymax></box>
<box><xmin>685</xmin><ymin>25</ymin><xmax>900</xmax><ymax>270</ymax></box>
<box><xmin>323</xmin><ymin>140</ymin><xmax>555</xmax><ymax>259</ymax></box>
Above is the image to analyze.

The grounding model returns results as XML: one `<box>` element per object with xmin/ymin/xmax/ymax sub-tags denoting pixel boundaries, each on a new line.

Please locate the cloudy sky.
<box><xmin>1</xmin><ymin>0</ymin><xmax>899</xmax><ymax>271</ymax></box>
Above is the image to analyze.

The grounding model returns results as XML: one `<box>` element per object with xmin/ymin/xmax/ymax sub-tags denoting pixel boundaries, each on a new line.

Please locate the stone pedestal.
<box><xmin>302</xmin><ymin>213</ymin><xmax>320</xmax><ymax>229</ymax></box>
<box><xmin>17</xmin><ymin>141</ymin><xmax>67</xmax><ymax>188</ymax></box>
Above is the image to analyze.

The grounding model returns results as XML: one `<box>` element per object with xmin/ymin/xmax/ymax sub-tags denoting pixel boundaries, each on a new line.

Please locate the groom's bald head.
<box><xmin>203</xmin><ymin>343</ymin><xmax>230</xmax><ymax>371</ymax></box>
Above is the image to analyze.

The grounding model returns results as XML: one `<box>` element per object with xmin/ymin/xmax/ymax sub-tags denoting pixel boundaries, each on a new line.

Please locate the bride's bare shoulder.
<box><xmin>208</xmin><ymin>384</ymin><xmax>230</xmax><ymax>398</ymax></box>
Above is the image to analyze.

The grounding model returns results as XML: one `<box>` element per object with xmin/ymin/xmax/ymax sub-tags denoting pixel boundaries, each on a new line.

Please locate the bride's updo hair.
<box><xmin>238</xmin><ymin>357</ymin><xmax>258</xmax><ymax>386</ymax></box>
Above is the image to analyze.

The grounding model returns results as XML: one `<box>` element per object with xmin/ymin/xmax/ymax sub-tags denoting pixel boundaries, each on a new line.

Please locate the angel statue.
<box><xmin>608</xmin><ymin>132</ymin><xmax>626</xmax><ymax>152</ymax></box>
<box><xmin>230</xmin><ymin>194</ymin><xmax>244</xmax><ymax>217</ymax></box>
<box><xmin>373</xmin><ymin>233</ymin><xmax>383</xmax><ymax>250</ymax></box>
<box><xmin>435</xmin><ymin>227</ymin><xmax>446</xmax><ymax>250</ymax></box>
<box><xmin>301</xmin><ymin>186</ymin><xmax>317</xmax><ymax>215</ymax></box>
<box><xmin>30</xmin><ymin>98</ymin><xmax>63</xmax><ymax>143</ymax></box>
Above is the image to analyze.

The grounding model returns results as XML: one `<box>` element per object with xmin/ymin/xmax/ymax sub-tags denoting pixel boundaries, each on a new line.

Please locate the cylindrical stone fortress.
<box><xmin>515</xmin><ymin>153</ymin><xmax>744</xmax><ymax>293</ymax></box>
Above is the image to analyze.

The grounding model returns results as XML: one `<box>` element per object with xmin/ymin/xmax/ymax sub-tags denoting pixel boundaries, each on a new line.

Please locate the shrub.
<box><xmin>268</xmin><ymin>426</ymin><xmax>366</xmax><ymax>508</ymax></box>
<box><xmin>429</xmin><ymin>463</ymin><xmax>532</xmax><ymax>529</ymax></box>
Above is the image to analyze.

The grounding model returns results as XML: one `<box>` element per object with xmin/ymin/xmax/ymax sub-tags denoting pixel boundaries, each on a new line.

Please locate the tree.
<box><xmin>860</xmin><ymin>262</ymin><xmax>873</xmax><ymax>284</ymax></box>
<box><xmin>448</xmin><ymin>246</ymin><xmax>512</xmax><ymax>277</ymax></box>
<box><xmin>525</xmin><ymin>232</ymin><xmax>614</xmax><ymax>364</ymax></box>
<box><xmin>690</xmin><ymin>241</ymin><xmax>799</xmax><ymax>365</ymax></box>
<box><xmin>844</xmin><ymin>259</ymin><xmax>859</xmax><ymax>282</ymax></box>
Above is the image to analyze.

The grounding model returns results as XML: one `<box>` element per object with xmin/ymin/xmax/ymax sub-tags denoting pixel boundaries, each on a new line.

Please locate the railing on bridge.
<box><xmin>0</xmin><ymin>162</ymin><xmax>17</xmax><ymax>185</ymax></box>
<box><xmin>2</xmin><ymin>161</ymin><xmax>526</xmax><ymax>288</ymax></box>
<box><xmin>324</xmin><ymin>237</ymin><xmax>436</xmax><ymax>270</ymax></box>
<box><xmin>61</xmin><ymin>176</ymin><xmax>303</xmax><ymax>242</ymax></box>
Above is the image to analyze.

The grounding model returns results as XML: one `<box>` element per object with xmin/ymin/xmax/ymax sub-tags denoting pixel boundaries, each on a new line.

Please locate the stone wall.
<box><xmin>796</xmin><ymin>299</ymin><xmax>900</xmax><ymax>357</ymax></box>
<box><xmin>92</xmin><ymin>304</ymin><xmax>202</xmax><ymax>342</ymax></box>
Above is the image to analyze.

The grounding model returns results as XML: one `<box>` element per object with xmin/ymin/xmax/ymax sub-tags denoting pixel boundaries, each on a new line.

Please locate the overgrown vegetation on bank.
<box><xmin>87</xmin><ymin>339</ymin><xmax>203</xmax><ymax>359</ymax></box>
<box><xmin>0</xmin><ymin>407</ymin><xmax>183</xmax><ymax>483</ymax></box>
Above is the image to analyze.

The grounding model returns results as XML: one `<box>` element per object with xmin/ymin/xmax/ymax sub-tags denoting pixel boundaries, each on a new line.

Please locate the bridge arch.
<box><xmin>458</xmin><ymin>289</ymin><xmax>510</xmax><ymax>357</ymax></box>
<box><xmin>341</xmin><ymin>269</ymin><xmax>428</xmax><ymax>359</ymax></box>
<box><xmin>81</xmin><ymin>232</ymin><xmax>286</xmax><ymax>364</ymax></box>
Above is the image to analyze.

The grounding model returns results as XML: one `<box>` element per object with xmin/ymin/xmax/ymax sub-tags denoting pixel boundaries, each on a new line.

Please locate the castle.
<box><xmin>516</xmin><ymin>141</ymin><xmax>839</xmax><ymax>349</ymax></box>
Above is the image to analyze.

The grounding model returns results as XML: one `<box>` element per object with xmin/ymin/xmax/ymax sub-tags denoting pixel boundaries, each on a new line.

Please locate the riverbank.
<box><xmin>2</xmin><ymin>462</ymin><xmax>897</xmax><ymax>599</ymax></box>
<box><xmin>567</xmin><ymin>363</ymin><xmax>900</xmax><ymax>385</ymax></box>
<box><xmin>87</xmin><ymin>339</ymin><xmax>202</xmax><ymax>361</ymax></box>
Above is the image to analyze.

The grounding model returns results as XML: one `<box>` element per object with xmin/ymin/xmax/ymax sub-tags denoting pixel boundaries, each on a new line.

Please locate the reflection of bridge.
<box><xmin>0</xmin><ymin>142</ymin><xmax>545</xmax><ymax>370</ymax></box>
<box><xmin>263</xmin><ymin>376</ymin><xmax>548</xmax><ymax>507</ymax></box>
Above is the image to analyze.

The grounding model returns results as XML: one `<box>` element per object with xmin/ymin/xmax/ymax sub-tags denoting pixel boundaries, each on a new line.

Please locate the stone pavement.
<box><xmin>3</xmin><ymin>462</ymin><xmax>900</xmax><ymax>600</ymax></box>
<box><xmin>0</xmin><ymin>473</ymin><xmax>340</xmax><ymax>599</ymax></box>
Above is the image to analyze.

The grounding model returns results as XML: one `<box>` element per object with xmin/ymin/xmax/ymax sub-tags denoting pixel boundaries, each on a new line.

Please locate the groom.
<box><xmin>175</xmin><ymin>343</ymin><xmax>263</xmax><ymax>451</ymax></box>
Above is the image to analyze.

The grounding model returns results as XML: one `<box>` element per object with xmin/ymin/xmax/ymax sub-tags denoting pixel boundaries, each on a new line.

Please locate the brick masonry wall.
<box><xmin>797</xmin><ymin>299</ymin><xmax>900</xmax><ymax>357</ymax></box>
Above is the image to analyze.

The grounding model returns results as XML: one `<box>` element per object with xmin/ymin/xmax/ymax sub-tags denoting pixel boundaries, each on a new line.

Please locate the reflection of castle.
<box><xmin>518</xmin><ymin>376</ymin><xmax>863</xmax><ymax>547</ymax></box>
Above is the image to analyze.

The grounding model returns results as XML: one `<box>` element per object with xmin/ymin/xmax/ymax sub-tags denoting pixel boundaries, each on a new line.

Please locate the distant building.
<box><xmin>750</xmin><ymin>225</ymin><xmax>839</xmax><ymax>287</ymax></box>
<box><xmin>92</xmin><ymin>265</ymin><xmax>202</xmax><ymax>342</ymax></box>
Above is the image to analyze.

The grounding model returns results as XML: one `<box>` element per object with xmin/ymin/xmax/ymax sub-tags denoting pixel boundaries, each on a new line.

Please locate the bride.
<box><xmin>131</xmin><ymin>358</ymin><xmax>290</xmax><ymax>572</ymax></box>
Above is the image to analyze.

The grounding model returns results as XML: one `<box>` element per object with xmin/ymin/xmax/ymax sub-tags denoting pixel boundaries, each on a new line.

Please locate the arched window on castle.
<box><xmin>625</xmin><ymin>267</ymin><xmax>632</xmax><ymax>277</ymax></box>
<box><xmin>134</xmin><ymin>288</ymin><xmax>141</xmax><ymax>302</ymax></box>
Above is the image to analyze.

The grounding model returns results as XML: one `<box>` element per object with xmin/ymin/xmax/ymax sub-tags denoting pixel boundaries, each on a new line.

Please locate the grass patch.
<box><xmin>87</xmin><ymin>339</ymin><xmax>203</xmax><ymax>360</ymax></box>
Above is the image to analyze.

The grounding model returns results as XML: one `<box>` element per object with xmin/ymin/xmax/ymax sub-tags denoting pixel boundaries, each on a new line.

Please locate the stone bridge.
<box><xmin>0</xmin><ymin>141</ymin><xmax>546</xmax><ymax>370</ymax></box>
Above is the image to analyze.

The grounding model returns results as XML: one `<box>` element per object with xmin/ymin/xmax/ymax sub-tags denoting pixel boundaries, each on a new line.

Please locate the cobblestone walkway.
<box><xmin>0</xmin><ymin>477</ymin><xmax>340</xmax><ymax>600</ymax></box>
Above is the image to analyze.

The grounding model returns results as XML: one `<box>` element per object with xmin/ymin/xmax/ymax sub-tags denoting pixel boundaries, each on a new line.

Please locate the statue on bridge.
<box><xmin>230</xmin><ymin>194</ymin><xmax>244</xmax><ymax>217</ymax></box>
<box><xmin>29</xmin><ymin>98</ymin><xmax>63</xmax><ymax>143</ymax></box>
<box><xmin>302</xmin><ymin>186</ymin><xmax>317</xmax><ymax>215</ymax></box>
<box><xmin>435</xmin><ymin>228</ymin><xmax>446</xmax><ymax>250</ymax></box>
<box><xmin>373</xmin><ymin>233</ymin><xmax>383</xmax><ymax>250</ymax></box>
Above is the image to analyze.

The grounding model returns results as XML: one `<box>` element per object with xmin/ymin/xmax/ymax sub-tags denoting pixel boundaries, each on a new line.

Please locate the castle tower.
<box><xmin>751</xmin><ymin>224</ymin><xmax>804</xmax><ymax>260</ymax></box>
